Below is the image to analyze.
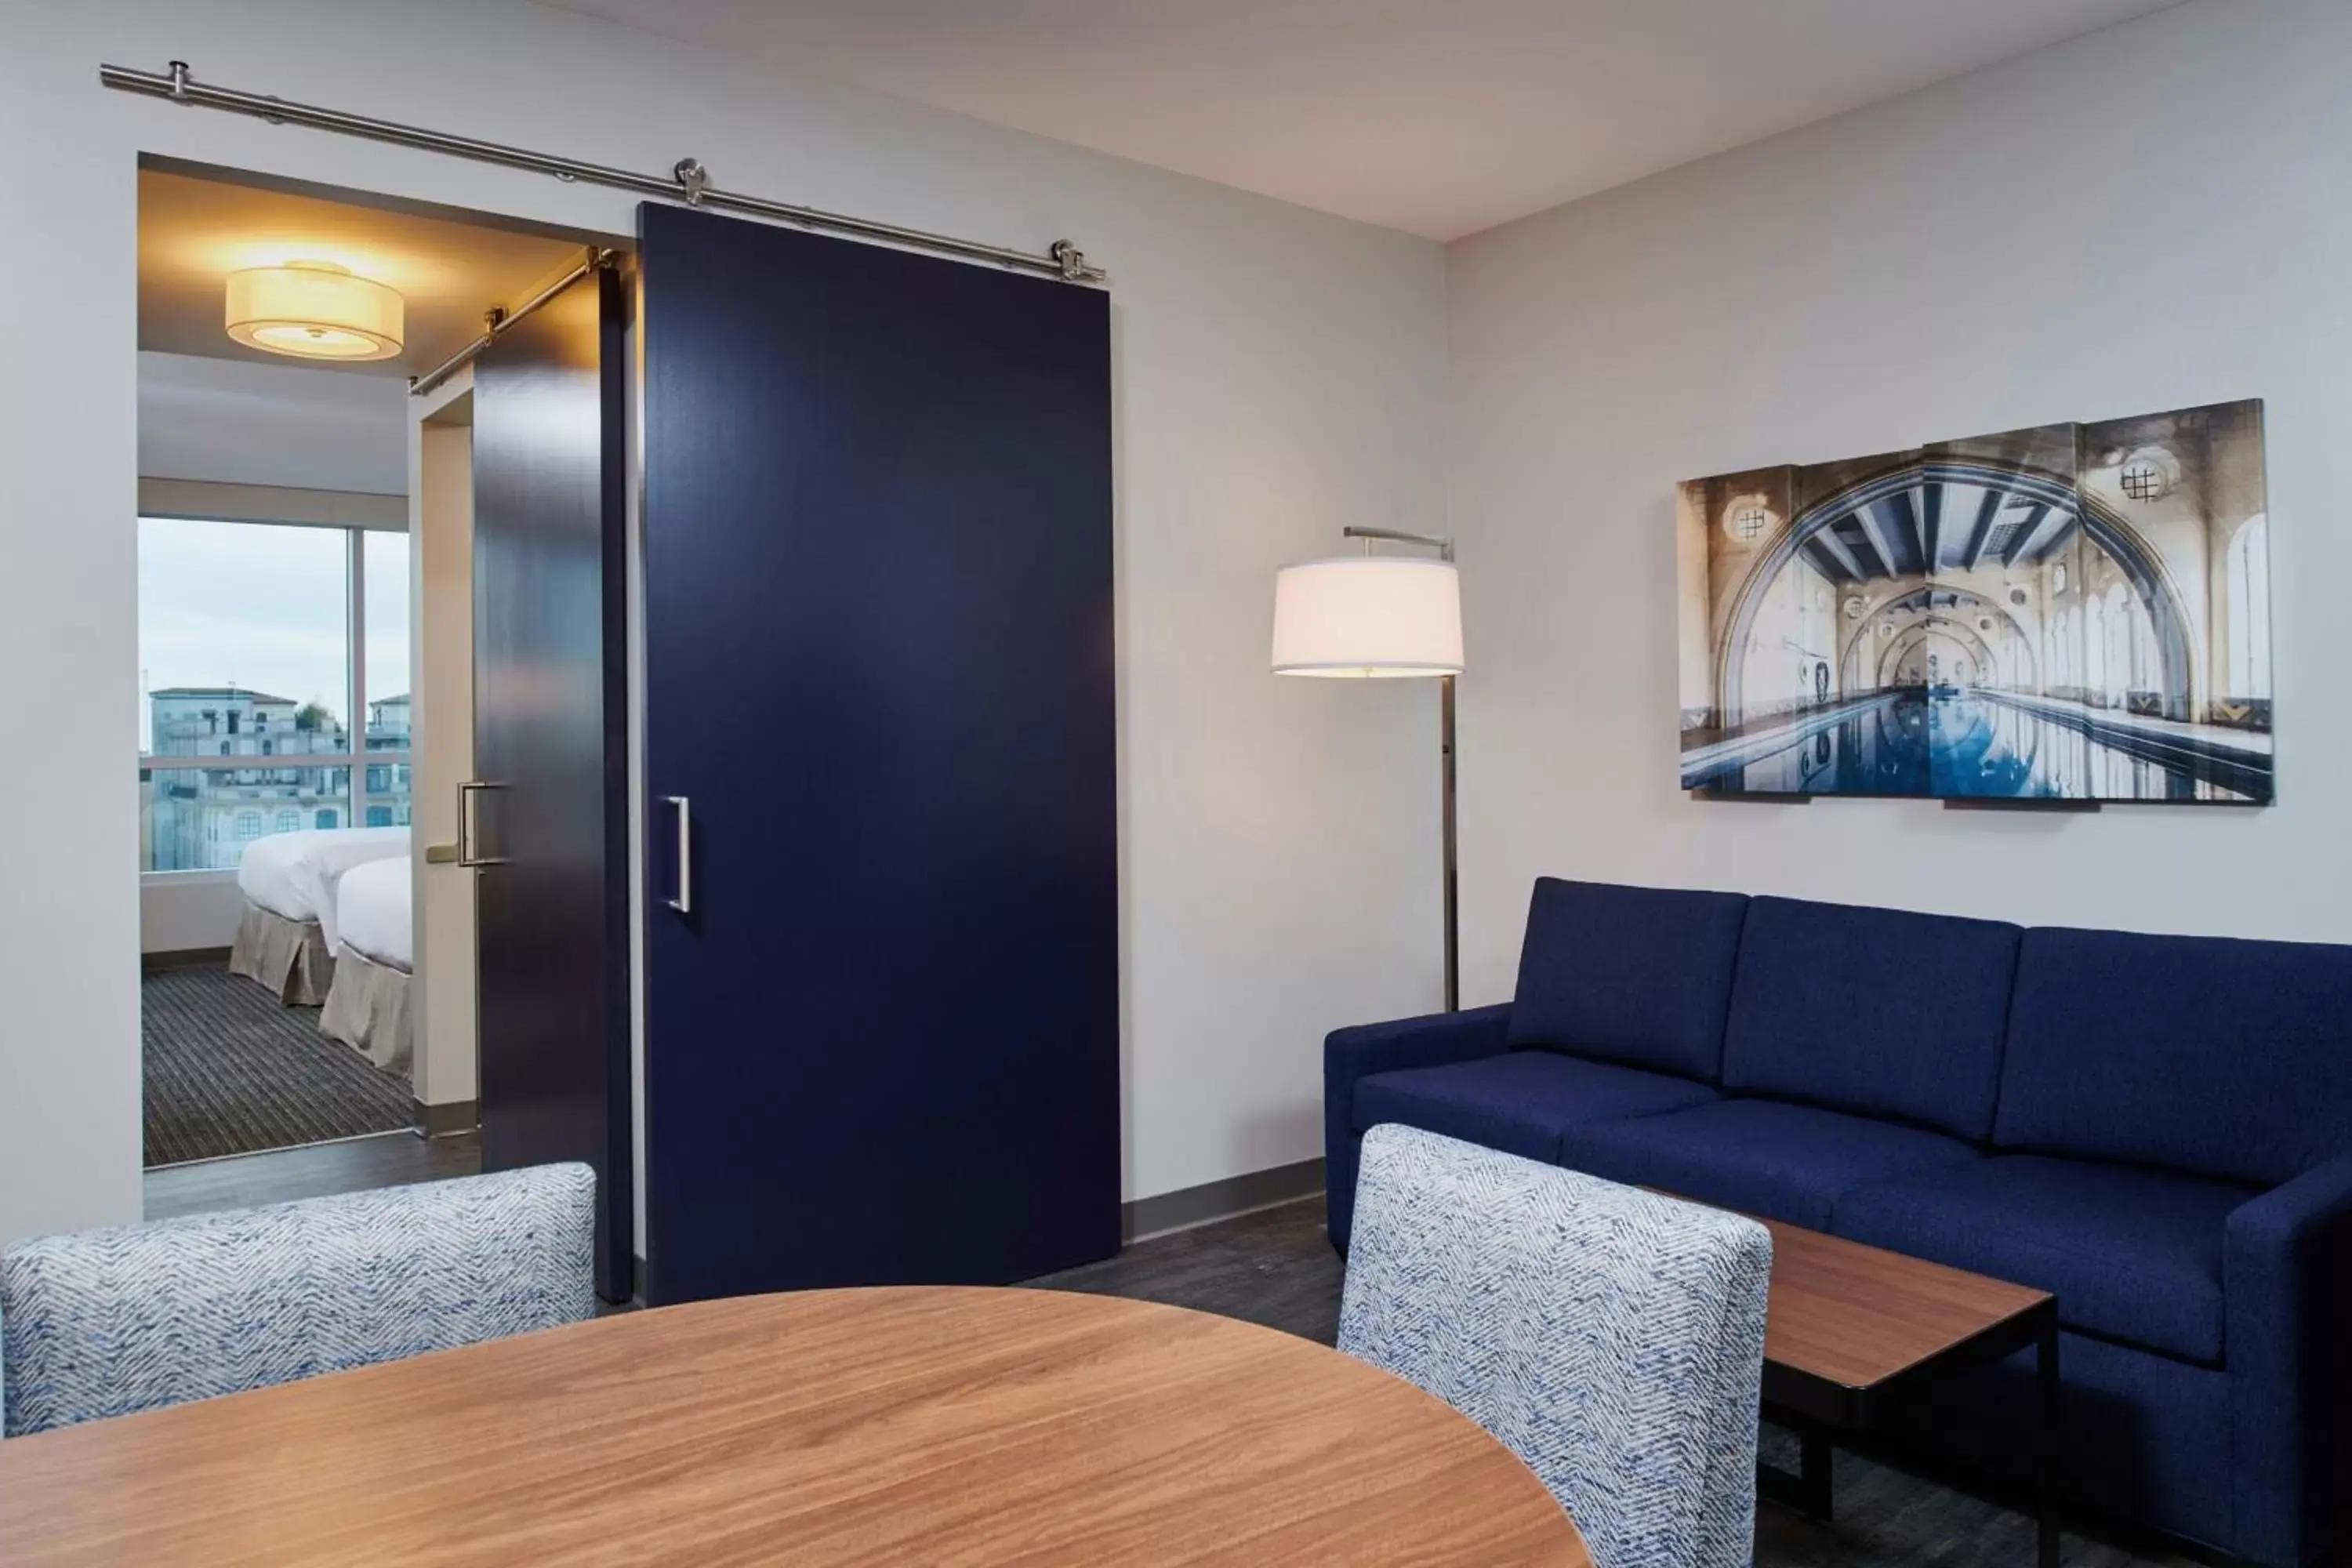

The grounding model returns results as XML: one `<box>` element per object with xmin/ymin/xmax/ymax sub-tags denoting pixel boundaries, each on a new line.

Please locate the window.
<box><xmin>363</xmin><ymin>530</ymin><xmax>412</xmax><ymax>829</ymax></box>
<box><xmin>138</xmin><ymin>516</ymin><xmax>412</xmax><ymax>872</ymax></box>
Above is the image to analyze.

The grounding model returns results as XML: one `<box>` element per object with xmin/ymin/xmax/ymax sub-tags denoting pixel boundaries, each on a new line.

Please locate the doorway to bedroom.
<box><xmin>140</xmin><ymin>514</ymin><xmax>416</xmax><ymax>1170</ymax></box>
<box><xmin>135</xmin><ymin>161</ymin><xmax>611</xmax><ymax>1214</ymax></box>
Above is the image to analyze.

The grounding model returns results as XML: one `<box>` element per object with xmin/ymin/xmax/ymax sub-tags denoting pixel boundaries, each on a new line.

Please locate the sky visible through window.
<box><xmin>136</xmin><ymin>517</ymin><xmax>409</xmax><ymax>752</ymax></box>
<box><xmin>364</xmin><ymin>527</ymin><xmax>412</xmax><ymax>717</ymax></box>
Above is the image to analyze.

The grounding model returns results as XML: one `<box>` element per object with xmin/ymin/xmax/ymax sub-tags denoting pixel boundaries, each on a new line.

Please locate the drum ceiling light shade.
<box><xmin>224</xmin><ymin>260</ymin><xmax>405</xmax><ymax>361</ymax></box>
<box><xmin>1269</xmin><ymin>557</ymin><xmax>1464</xmax><ymax>677</ymax></box>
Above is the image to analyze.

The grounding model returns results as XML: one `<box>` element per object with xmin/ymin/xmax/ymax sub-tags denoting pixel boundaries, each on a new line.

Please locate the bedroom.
<box><xmin>136</xmin><ymin>164</ymin><xmax>599</xmax><ymax>1203</ymax></box>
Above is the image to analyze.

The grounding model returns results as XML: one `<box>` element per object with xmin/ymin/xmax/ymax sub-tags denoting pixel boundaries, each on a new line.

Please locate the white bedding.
<box><xmin>333</xmin><ymin>855</ymin><xmax>412</xmax><ymax>972</ymax></box>
<box><xmin>236</xmin><ymin>826</ymin><xmax>408</xmax><ymax>950</ymax></box>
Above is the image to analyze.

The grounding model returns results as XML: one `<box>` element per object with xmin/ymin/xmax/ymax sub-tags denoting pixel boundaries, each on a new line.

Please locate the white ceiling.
<box><xmin>546</xmin><ymin>0</ymin><xmax>2182</xmax><ymax>239</ymax></box>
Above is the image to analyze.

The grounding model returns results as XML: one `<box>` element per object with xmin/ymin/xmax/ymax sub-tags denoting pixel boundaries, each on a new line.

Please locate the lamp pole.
<box><xmin>1440</xmin><ymin>670</ymin><xmax>1458</xmax><ymax>1012</ymax></box>
<box><xmin>1342</xmin><ymin>528</ymin><xmax>1460</xmax><ymax>1012</ymax></box>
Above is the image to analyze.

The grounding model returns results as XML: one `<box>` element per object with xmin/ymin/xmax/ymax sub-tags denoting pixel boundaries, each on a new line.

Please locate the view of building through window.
<box><xmin>137</xmin><ymin>516</ymin><xmax>412</xmax><ymax>871</ymax></box>
<box><xmin>363</xmin><ymin>528</ymin><xmax>413</xmax><ymax>830</ymax></box>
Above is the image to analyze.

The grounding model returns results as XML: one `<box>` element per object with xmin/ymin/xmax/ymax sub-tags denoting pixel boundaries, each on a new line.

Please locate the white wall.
<box><xmin>1445</xmin><ymin>0</ymin><xmax>2352</xmax><ymax>1004</ymax></box>
<box><xmin>409</xmin><ymin>383</ymin><xmax>477</xmax><ymax>1112</ymax></box>
<box><xmin>139</xmin><ymin>351</ymin><xmax>408</xmax><ymax>493</ymax></box>
<box><xmin>0</xmin><ymin>0</ymin><xmax>1446</xmax><ymax>1245</ymax></box>
<box><xmin>138</xmin><ymin>872</ymin><xmax>244</xmax><ymax>955</ymax></box>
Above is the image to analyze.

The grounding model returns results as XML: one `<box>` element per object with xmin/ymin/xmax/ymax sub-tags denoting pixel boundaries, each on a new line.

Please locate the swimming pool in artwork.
<box><xmin>1681</xmin><ymin>692</ymin><xmax>2271</xmax><ymax>803</ymax></box>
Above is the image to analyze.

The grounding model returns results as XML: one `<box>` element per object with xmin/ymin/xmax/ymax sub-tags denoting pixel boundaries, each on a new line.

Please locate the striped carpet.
<box><xmin>143</xmin><ymin>967</ymin><xmax>412</xmax><ymax>1167</ymax></box>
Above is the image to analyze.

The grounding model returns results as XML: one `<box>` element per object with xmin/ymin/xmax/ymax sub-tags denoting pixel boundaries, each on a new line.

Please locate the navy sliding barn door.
<box><xmin>637</xmin><ymin>204</ymin><xmax>1118</xmax><ymax>1305</ymax></box>
<box><xmin>470</xmin><ymin>264</ymin><xmax>634</xmax><ymax>1304</ymax></box>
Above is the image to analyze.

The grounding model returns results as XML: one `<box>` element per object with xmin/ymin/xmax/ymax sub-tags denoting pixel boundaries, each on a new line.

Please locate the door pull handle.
<box><xmin>665</xmin><ymin>795</ymin><xmax>692</xmax><ymax>914</ymax></box>
<box><xmin>456</xmin><ymin>781</ymin><xmax>510</xmax><ymax>867</ymax></box>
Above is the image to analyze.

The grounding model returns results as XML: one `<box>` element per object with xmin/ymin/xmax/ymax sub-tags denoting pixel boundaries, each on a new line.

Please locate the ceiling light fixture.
<box><xmin>224</xmin><ymin>260</ymin><xmax>404</xmax><ymax>361</ymax></box>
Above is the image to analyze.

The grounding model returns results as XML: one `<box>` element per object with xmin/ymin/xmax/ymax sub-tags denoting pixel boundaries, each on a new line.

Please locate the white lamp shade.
<box><xmin>1271</xmin><ymin>556</ymin><xmax>1463</xmax><ymax>677</ymax></box>
<box><xmin>225</xmin><ymin>261</ymin><xmax>405</xmax><ymax>361</ymax></box>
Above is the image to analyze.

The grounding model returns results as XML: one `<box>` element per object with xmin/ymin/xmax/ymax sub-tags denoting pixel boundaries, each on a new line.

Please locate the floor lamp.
<box><xmin>1270</xmin><ymin>527</ymin><xmax>1465</xmax><ymax>1011</ymax></box>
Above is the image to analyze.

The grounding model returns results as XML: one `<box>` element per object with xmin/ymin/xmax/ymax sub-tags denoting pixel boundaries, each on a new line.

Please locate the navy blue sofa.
<box><xmin>1325</xmin><ymin>878</ymin><xmax>2352</xmax><ymax>1568</ymax></box>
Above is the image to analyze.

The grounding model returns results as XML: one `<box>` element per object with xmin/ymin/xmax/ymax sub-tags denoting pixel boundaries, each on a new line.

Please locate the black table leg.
<box><xmin>1800</xmin><ymin>1424</ymin><xmax>1833</xmax><ymax>1523</ymax></box>
<box><xmin>2036</xmin><ymin>1318</ymin><xmax>2062</xmax><ymax>1568</ymax></box>
<box><xmin>1756</xmin><ymin>1416</ymin><xmax>1835</xmax><ymax>1523</ymax></box>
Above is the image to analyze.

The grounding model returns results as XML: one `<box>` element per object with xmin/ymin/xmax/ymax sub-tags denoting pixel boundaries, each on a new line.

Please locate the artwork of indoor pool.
<box><xmin>1675</xmin><ymin>401</ymin><xmax>2274</xmax><ymax>804</ymax></box>
<box><xmin>1681</xmin><ymin>691</ymin><xmax>2270</xmax><ymax>803</ymax></box>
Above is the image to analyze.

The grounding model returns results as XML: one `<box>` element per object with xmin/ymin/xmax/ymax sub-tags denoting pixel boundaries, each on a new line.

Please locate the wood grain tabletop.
<box><xmin>1757</xmin><ymin>1216</ymin><xmax>2053</xmax><ymax>1388</ymax></box>
<box><xmin>0</xmin><ymin>1286</ymin><xmax>1589</xmax><ymax>1566</ymax></box>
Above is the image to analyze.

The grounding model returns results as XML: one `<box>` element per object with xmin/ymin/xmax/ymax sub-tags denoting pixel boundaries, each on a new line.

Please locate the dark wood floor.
<box><xmin>138</xmin><ymin>1153</ymin><xmax>2184</xmax><ymax>1567</ymax></box>
<box><xmin>1033</xmin><ymin>1199</ymin><xmax>1345</xmax><ymax>1341</ymax></box>
<box><xmin>143</xmin><ymin>1129</ymin><xmax>481</xmax><ymax>1221</ymax></box>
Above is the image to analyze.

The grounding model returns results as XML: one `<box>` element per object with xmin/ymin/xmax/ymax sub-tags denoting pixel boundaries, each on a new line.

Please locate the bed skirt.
<box><xmin>227</xmin><ymin>903</ymin><xmax>335</xmax><ymax>1006</ymax></box>
<box><xmin>320</xmin><ymin>946</ymin><xmax>414</xmax><ymax>1077</ymax></box>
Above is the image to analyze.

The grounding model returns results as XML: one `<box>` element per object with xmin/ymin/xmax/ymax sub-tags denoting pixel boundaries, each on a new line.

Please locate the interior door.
<box><xmin>639</xmin><ymin>203</ymin><xmax>1118</xmax><ymax>1305</ymax></box>
<box><xmin>470</xmin><ymin>263</ymin><xmax>633</xmax><ymax>1302</ymax></box>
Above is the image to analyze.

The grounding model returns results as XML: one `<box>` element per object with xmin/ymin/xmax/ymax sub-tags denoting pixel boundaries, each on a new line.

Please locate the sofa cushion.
<box><xmin>1353</xmin><ymin>1051</ymin><xmax>1719</xmax><ymax>1164</ymax></box>
<box><xmin>1505</xmin><ymin>878</ymin><xmax>1749</xmax><ymax>1080</ymax></box>
<box><xmin>1997</xmin><ymin>927</ymin><xmax>2352</xmax><ymax>1187</ymax></box>
<box><xmin>1554</xmin><ymin>1098</ymin><xmax>1980</xmax><ymax>1230</ymax></box>
<box><xmin>1722</xmin><ymin>896</ymin><xmax>2020</xmax><ymax>1140</ymax></box>
<box><xmin>1835</xmin><ymin>1156</ymin><xmax>2256</xmax><ymax>1365</ymax></box>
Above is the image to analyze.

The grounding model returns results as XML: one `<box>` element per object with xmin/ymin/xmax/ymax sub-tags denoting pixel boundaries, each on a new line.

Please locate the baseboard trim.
<box><xmin>625</xmin><ymin>1164</ymin><xmax>1324</xmax><ymax>1298</ymax></box>
<box><xmin>412</xmin><ymin>1099</ymin><xmax>479</xmax><ymax>1138</ymax></box>
<box><xmin>1122</xmin><ymin>1156</ymin><xmax>1325</xmax><ymax>1244</ymax></box>
<box><xmin>143</xmin><ymin>946</ymin><xmax>231</xmax><ymax>973</ymax></box>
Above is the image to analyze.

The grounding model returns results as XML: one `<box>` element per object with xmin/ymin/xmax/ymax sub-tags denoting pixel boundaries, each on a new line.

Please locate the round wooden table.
<box><xmin>0</xmin><ymin>1287</ymin><xmax>1590</xmax><ymax>1566</ymax></box>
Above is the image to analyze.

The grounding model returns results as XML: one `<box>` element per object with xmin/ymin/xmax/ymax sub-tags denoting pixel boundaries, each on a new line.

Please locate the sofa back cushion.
<box><xmin>1506</xmin><ymin>878</ymin><xmax>1748</xmax><ymax>1080</ymax></box>
<box><xmin>1722</xmin><ymin>896</ymin><xmax>2020</xmax><ymax>1140</ymax></box>
<box><xmin>1996</xmin><ymin>927</ymin><xmax>2352</xmax><ymax>1187</ymax></box>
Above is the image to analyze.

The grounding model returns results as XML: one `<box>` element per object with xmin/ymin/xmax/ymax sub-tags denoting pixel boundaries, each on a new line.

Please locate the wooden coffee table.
<box><xmin>1754</xmin><ymin>1215</ymin><xmax>2060</xmax><ymax>1567</ymax></box>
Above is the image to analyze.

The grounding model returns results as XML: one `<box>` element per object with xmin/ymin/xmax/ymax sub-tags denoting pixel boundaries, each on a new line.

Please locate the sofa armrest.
<box><xmin>1323</xmin><ymin>1004</ymin><xmax>1512</xmax><ymax>1249</ymax></box>
<box><xmin>2225</xmin><ymin>1149</ymin><xmax>2352</xmax><ymax>1568</ymax></box>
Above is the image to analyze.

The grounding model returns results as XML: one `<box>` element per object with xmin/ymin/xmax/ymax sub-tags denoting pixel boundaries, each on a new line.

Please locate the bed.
<box><xmin>227</xmin><ymin>826</ymin><xmax>409</xmax><ymax>1005</ymax></box>
<box><xmin>319</xmin><ymin>854</ymin><xmax>415</xmax><ymax>1076</ymax></box>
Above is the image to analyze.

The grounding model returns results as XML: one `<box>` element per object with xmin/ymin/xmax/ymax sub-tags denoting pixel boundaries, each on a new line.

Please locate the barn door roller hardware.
<box><xmin>100</xmin><ymin>60</ymin><xmax>1105</xmax><ymax>286</ymax></box>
